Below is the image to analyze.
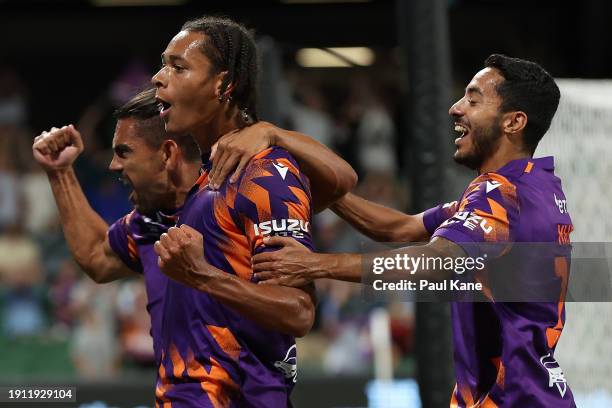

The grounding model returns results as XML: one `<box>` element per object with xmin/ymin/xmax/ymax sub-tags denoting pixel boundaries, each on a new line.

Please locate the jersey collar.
<box><xmin>494</xmin><ymin>156</ymin><xmax>555</xmax><ymax>178</ymax></box>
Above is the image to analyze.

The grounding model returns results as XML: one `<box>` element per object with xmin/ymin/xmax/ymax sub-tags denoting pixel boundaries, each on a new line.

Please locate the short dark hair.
<box><xmin>114</xmin><ymin>88</ymin><xmax>200</xmax><ymax>161</ymax></box>
<box><xmin>181</xmin><ymin>16</ymin><xmax>259</xmax><ymax>123</ymax></box>
<box><xmin>484</xmin><ymin>54</ymin><xmax>560</xmax><ymax>154</ymax></box>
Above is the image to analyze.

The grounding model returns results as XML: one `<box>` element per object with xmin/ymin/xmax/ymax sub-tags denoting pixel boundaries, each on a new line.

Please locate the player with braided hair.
<box><xmin>180</xmin><ymin>16</ymin><xmax>259</xmax><ymax>124</ymax></box>
<box><xmin>152</xmin><ymin>15</ymin><xmax>356</xmax><ymax>407</ymax></box>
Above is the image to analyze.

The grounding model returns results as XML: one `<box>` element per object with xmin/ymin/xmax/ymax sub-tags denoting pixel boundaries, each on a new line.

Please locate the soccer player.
<box><xmin>34</xmin><ymin>88</ymin><xmax>356</xmax><ymax>406</ymax></box>
<box><xmin>150</xmin><ymin>16</ymin><xmax>357</xmax><ymax>407</ymax></box>
<box><xmin>247</xmin><ymin>55</ymin><xmax>576</xmax><ymax>407</ymax></box>
<box><xmin>32</xmin><ymin>89</ymin><xmax>201</xmax><ymax>365</ymax></box>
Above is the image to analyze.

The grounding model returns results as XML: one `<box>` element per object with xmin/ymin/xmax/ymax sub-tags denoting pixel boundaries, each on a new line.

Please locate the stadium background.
<box><xmin>0</xmin><ymin>0</ymin><xmax>611</xmax><ymax>406</ymax></box>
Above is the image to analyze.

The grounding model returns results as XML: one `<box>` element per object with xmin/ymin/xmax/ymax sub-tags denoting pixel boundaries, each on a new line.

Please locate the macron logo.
<box><xmin>486</xmin><ymin>180</ymin><xmax>502</xmax><ymax>193</ymax></box>
<box><xmin>273</xmin><ymin>162</ymin><xmax>289</xmax><ymax>180</ymax></box>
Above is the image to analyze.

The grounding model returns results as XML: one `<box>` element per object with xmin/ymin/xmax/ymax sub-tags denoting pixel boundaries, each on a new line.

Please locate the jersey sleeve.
<box><xmin>233</xmin><ymin>147</ymin><xmax>314</xmax><ymax>256</ymax></box>
<box><xmin>422</xmin><ymin>201</ymin><xmax>458</xmax><ymax>236</ymax></box>
<box><xmin>431</xmin><ymin>174</ymin><xmax>520</xmax><ymax>259</ymax></box>
<box><xmin>107</xmin><ymin>212</ymin><xmax>143</xmax><ymax>273</ymax></box>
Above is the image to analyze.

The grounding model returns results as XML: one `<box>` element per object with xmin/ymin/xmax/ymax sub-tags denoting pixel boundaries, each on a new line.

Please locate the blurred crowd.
<box><xmin>0</xmin><ymin>59</ymin><xmax>416</xmax><ymax>380</ymax></box>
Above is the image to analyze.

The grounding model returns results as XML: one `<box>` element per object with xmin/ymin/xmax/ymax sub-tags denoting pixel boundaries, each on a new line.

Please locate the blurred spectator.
<box><xmin>307</xmin><ymin>168</ymin><xmax>412</xmax><ymax>375</ymax></box>
<box><xmin>21</xmin><ymin>155</ymin><xmax>60</xmax><ymax>236</ymax></box>
<box><xmin>345</xmin><ymin>76</ymin><xmax>397</xmax><ymax>175</ymax></box>
<box><xmin>0</xmin><ymin>223</ymin><xmax>45</xmax><ymax>338</ymax></box>
<box><xmin>116</xmin><ymin>280</ymin><xmax>155</xmax><ymax>366</ymax></box>
<box><xmin>288</xmin><ymin>79</ymin><xmax>334</xmax><ymax>147</ymax></box>
<box><xmin>0</xmin><ymin>68</ymin><xmax>28</xmax><ymax>127</ymax></box>
<box><xmin>70</xmin><ymin>277</ymin><xmax>119</xmax><ymax>379</ymax></box>
<box><xmin>323</xmin><ymin>323</ymin><xmax>371</xmax><ymax>375</ymax></box>
<box><xmin>356</xmin><ymin>104</ymin><xmax>397</xmax><ymax>174</ymax></box>
<box><xmin>49</xmin><ymin>259</ymin><xmax>81</xmax><ymax>336</ymax></box>
<box><xmin>0</xmin><ymin>136</ymin><xmax>20</xmax><ymax>231</ymax></box>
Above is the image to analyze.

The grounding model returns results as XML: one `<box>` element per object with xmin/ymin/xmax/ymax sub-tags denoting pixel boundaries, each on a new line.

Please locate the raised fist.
<box><xmin>32</xmin><ymin>124</ymin><xmax>84</xmax><ymax>172</ymax></box>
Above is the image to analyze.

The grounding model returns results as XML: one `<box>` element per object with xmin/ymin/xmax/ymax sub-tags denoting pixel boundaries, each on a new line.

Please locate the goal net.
<box><xmin>536</xmin><ymin>79</ymin><xmax>612</xmax><ymax>404</ymax></box>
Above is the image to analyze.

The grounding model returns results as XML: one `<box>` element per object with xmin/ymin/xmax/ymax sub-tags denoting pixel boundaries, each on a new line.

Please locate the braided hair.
<box><xmin>182</xmin><ymin>16</ymin><xmax>259</xmax><ymax>123</ymax></box>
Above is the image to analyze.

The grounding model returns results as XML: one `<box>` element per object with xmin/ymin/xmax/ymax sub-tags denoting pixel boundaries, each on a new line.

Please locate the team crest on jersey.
<box><xmin>539</xmin><ymin>353</ymin><xmax>568</xmax><ymax>397</ymax></box>
<box><xmin>274</xmin><ymin>344</ymin><xmax>297</xmax><ymax>383</ymax></box>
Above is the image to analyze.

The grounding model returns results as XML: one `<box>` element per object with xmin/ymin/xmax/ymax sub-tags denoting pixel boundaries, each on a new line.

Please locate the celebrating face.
<box><xmin>152</xmin><ymin>30</ymin><xmax>225</xmax><ymax>137</ymax></box>
<box><xmin>108</xmin><ymin>118</ymin><xmax>173</xmax><ymax>215</ymax></box>
<box><xmin>449</xmin><ymin>67</ymin><xmax>506</xmax><ymax>170</ymax></box>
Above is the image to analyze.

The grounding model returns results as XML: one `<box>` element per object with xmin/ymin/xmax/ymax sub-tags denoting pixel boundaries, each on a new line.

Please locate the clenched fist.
<box><xmin>154</xmin><ymin>224</ymin><xmax>216</xmax><ymax>289</ymax></box>
<box><xmin>32</xmin><ymin>124</ymin><xmax>84</xmax><ymax>172</ymax></box>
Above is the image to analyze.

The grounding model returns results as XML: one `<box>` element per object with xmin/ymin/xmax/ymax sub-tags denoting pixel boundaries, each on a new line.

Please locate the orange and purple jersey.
<box><xmin>156</xmin><ymin>147</ymin><xmax>312</xmax><ymax>408</ymax></box>
<box><xmin>108</xmin><ymin>209</ymin><xmax>178</xmax><ymax>365</ymax></box>
<box><xmin>424</xmin><ymin>157</ymin><xmax>576</xmax><ymax>407</ymax></box>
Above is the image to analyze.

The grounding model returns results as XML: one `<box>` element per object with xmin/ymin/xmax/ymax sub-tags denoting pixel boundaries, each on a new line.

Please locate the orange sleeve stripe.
<box><xmin>207</xmin><ymin>325</ymin><xmax>242</xmax><ymax>362</ymax></box>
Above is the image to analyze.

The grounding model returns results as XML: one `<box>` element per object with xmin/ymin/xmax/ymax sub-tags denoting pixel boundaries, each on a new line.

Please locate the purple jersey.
<box><xmin>428</xmin><ymin>157</ymin><xmax>575</xmax><ymax>407</ymax></box>
<box><xmin>156</xmin><ymin>147</ymin><xmax>313</xmax><ymax>408</ymax></box>
<box><xmin>108</xmin><ymin>209</ymin><xmax>178</xmax><ymax>365</ymax></box>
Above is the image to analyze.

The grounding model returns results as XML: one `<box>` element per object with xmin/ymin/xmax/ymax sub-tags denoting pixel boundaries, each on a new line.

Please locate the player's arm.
<box><xmin>155</xmin><ymin>225</ymin><xmax>315</xmax><ymax>338</ymax></box>
<box><xmin>33</xmin><ymin>125</ymin><xmax>137</xmax><ymax>283</ymax></box>
<box><xmin>252</xmin><ymin>236</ymin><xmax>464</xmax><ymax>286</ymax></box>
<box><xmin>253</xmin><ymin>177</ymin><xmax>513</xmax><ymax>287</ymax></box>
<box><xmin>207</xmin><ymin>121</ymin><xmax>358</xmax><ymax>213</ymax></box>
<box><xmin>331</xmin><ymin>192</ymin><xmax>431</xmax><ymax>242</ymax></box>
<box><xmin>190</xmin><ymin>264</ymin><xmax>316</xmax><ymax>338</ymax></box>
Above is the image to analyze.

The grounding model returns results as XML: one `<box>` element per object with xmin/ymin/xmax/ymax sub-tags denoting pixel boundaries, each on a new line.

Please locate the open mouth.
<box><xmin>118</xmin><ymin>175</ymin><xmax>134</xmax><ymax>192</ymax></box>
<box><xmin>454</xmin><ymin>123</ymin><xmax>469</xmax><ymax>145</ymax></box>
<box><xmin>156</xmin><ymin>96</ymin><xmax>172</xmax><ymax>118</ymax></box>
<box><xmin>454</xmin><ymin>123</ymin><xmax>468</xmax><ymax>138</ymax></box>
<box><xmin>117</xmin><ymin>174</ymin><xmax>137</xmax><ymax>204</ymax></box>
<box><xmin>117</xmin><ymin>174</ymin><xmax>131</xmax><ymax>188</ymax></box>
